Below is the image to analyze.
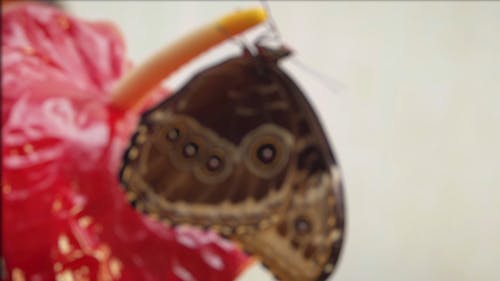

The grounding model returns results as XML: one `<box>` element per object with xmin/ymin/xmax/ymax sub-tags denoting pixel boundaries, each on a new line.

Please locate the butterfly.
<box><xmin>120</xmin><ymin>44</ymin><xmax>345</xmax><ymax>281</ymax></box>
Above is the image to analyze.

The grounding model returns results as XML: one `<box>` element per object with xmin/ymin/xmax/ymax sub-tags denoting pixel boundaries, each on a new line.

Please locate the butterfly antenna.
<box><xmin>289</xmin><ymin>57</ymin><xmax>346</xmax><ymax>96</ymax></box>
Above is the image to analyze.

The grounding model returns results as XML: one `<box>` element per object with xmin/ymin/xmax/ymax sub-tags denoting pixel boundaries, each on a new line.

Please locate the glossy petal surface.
<box><xmin>2</xmin><ymin>3</ymin><xmax>247</xmax><ymax>281</ymax></box>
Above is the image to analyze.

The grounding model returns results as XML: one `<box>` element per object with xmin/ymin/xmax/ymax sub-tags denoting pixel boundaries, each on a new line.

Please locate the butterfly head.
<box><xmin>254</xmin><ymin>44</ymin><xmax>292</xmax><ymax>63</ymax></box>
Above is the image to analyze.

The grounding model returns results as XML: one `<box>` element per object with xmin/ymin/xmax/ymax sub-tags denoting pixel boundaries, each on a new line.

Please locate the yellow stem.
<box><xmin>110</xmin><ymin>7</ymin><xmax>267</xmax><ymax>110</ymax></box>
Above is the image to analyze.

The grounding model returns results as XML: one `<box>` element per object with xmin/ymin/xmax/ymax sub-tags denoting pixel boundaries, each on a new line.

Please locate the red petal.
<box><xmin>2</xmin><ymin>3</ymin><xmax>248</xmax><ymax>281</ymax></box>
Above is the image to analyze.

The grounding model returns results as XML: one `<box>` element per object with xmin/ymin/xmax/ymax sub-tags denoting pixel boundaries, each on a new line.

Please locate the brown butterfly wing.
<box><xmin>232</xmin><ymin>59</ymin><xmax>345</xmax><ymax>281</ymax></box>
<box><xmin>120</xmin><ymin>51</ymin><xmax>345</xmax><ymax>281</ymax></box>
<box><xmin>121</xmin><ymin>55</ymin><xmax>295</xmax><ymax>231</ymax></box>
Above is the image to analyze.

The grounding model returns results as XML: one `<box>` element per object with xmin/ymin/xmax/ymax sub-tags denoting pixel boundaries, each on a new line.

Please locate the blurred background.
<box><xmin>65</xmin><ymin>1</ymin><xmax>500</xmax><ymax>281</ymax></box>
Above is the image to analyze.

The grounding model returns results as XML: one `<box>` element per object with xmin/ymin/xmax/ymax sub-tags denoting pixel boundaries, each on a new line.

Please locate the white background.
<box><xmin>66</xmin><ymin>2</ymin><xmax>500</xmax><ymax>281</ymax></box>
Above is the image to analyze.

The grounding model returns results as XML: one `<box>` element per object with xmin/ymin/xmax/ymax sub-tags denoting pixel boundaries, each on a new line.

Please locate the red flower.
<box><xmin>2</xmin><ymin>3</ymin><xmax>248</xmax><ymax>281</ymax></box>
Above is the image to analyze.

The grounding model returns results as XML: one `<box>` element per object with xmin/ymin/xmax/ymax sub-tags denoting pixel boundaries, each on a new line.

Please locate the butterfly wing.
<box><xmin>121</xmin><ymin>56</ymin><xmax>296</xmax><ymax>232</ymax></box>
<box><xmin>233</xmin><ymin>60</ymin><xmax>345</xmax><ymax>281</ymax></box>
<box><xmin>120</xmin><ymin>51</ymin><xmax>345</xmax><ymax>281</ymax></box>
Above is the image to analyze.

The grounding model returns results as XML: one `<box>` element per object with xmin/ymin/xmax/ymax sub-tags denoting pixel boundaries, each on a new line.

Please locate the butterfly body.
<box><xmin>120</xmin><ymin>46</ymin><xmax>344</xmax><ymax>281</ymax></box>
